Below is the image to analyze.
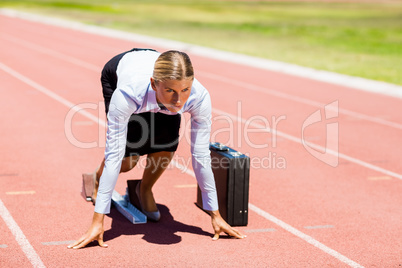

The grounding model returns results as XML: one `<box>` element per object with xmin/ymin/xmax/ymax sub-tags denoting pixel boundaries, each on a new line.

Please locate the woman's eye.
<box><xmin>182</xmin><ymin>88</ymin><xmax>189</xmax><ymax>92</ymax></box>
<box><xmin>166</xmin><ymin>89</ymin><xmax>173</xmax><ymax>93</ymax></box>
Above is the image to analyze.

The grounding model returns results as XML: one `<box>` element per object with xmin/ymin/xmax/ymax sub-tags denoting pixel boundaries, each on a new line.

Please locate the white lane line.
<box><xmin>174</xmin><ymin>184</ymin><xmax>198</xmax><ymax>188</ymax></box>
<box><xmin>0</xmin><ymin>61</ymin><xmax>400</xmax><ymax>181</ymax></box>
<box><xmin>304</xmin><ymin>225</ymin><xmax>335</xmax><ymax>230</ymax></box>
<box><xmin>1</xmin><ymin>8</ymin><xmax>402</xmax><ymax>100</ymax></box>
<box><xmin>74</xmin><ymin>121</ymin><xmax>94</xmax><ymax>126</ymax></box>
<box><xmin>0</xmin><ymin>62</ymin><xmax>106</xmax><ymax>128</ymax></box>
<box><xmin>245</xmin><ymin>228</ymin><xmax>276</xmax><ymax>233</ymax></box>
<box><xmin>367</xmin><ymin>176</ymin><xmax>392</xmax><ymax>181</ymax></box>
<box><xmin>0</xmin><ymin>199</ymin><xmax>46</xmax><ymax>268</ymax></box>
<box><xmin>2</xmin><ymin>33</ymin><xmax>402</xmax><ymax>131</ymax></box>
<box><xmin>170</xmin><ymin>160</ymin><xmax>364</xmax><ymax>268</ymax></box>
<box><xmin>198</xmin><ymin>71</ymin><xmax>402</xmax><ymax>131</ymax></box>
<box><xmin>250</xmin><ymin>204</ymin><xmax>364</xmax><ymax>268</ymax></box>
<box><xmin>42</xmin><ymin>240</ymin><xmax>75</xmax><ymax>246</ymax></box>
<box><xmin>0</xmin><ymin>63</ymin><xmax>365</xmax><ymax>267</ymax></box>
<box><xmin>6</xmin><ymin>191</ymin><xmax>36</xmax><ymax>195</ymax></box>
<box><xmin>211</xmin><ymin>107</ymin><xmax>402</xmax><ymax>180</ymax></box>
<box><xmin>1</xmin><ymin>33</ymin><xmax>100</xmax><ymax>72</ymax></box>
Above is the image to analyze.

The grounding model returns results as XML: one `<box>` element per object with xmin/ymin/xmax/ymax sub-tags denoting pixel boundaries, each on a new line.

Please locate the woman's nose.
<box><xmin>173</xmin><ymin>92</ymin><xmax>180</xmax><ymax>104</ymax></box>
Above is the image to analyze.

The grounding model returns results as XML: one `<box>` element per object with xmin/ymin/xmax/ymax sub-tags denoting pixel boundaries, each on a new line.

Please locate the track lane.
<box><xmin>0</xmin><ymin>73</ymin><xmax>39</xmax><ymax>268</ymax></box>
<box><xmin>0</xmin><ymin>64</ymin><xmax>352</xmax><ymax>267</ymax></box>
<box><xmin>2</xmin><ymin>13</ymin><xmax>402</xmax><ymax>127</ymax></box>
<box><xmin>1</xmin><ymin>24</ymin><xmax>401</xmax><ymax>178</ymax></box>
<box><xmin>1</xmin><ymin>13</ymin><xmax>400</xmax><ymax>268</ymax></box>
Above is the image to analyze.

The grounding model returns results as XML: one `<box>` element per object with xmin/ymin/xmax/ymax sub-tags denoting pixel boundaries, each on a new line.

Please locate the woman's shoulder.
<box><xmin>122</xmin><ymin>49</ymin><xmax>160</xmax><ymax>63</ymax></box>
<box><xmin>117</xmin><ymin>50</ymin><xmax>160</xmax><ymax>78</ymax></box>
<box><xmin>191</xmin><ymin>78</ymin><xmax>209</xmax><ymax>97</ymax></box>
<box><xmin>184</xmin><ymin>78</ymin><xmax>211</xmax><ymax>114</ymax></box>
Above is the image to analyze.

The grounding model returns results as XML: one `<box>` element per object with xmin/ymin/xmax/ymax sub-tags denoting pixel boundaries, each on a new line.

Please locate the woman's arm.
<box><xmin>68</xmin><ymin>88</ymin><xmax>137</xmax><ymax>249</ymax></box>
<box><xmin>190</xmin><ymin>91</ymin><xmax>245</xmax><ymax>240</ymax></box>
<box><xmin>95</xmin><ymin>89</ymin><xmax>136</xmax><ymax>214</ymax></box>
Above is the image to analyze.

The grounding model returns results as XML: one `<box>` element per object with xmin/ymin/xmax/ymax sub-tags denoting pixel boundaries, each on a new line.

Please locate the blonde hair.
<box><xmin>153</xmin><ymin>50</ymin><xmax>194</xmax><ymax>82</ymax></box>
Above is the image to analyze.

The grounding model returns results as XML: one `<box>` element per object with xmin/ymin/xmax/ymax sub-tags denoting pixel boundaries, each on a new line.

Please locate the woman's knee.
<box><xmin>120</xmin><ymin>155</ymin><xmax>139</xmax><ymax>173</ymax></box>
<box><xmin>144</xmin><ymin>151</ymin><xmax>175</xmax><ymax>172</ymax></box>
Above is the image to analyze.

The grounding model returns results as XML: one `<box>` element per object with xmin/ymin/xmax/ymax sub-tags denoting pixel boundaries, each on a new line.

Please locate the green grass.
<box><xmin>1</xmin><ymin>0</ymin><xmax>402</xmax><ymax>85</ymax></box>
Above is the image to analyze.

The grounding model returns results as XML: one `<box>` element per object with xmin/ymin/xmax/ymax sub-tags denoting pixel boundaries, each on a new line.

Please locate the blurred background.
<box><xmin>1</xmin><ymin>0</ymin><xmax>401</xmax><ymax>85</ymax></box>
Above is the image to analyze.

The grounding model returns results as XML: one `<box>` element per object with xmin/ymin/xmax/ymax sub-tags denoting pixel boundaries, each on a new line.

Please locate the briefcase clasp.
<box><xmin>210</xmin><ymin>142</ymin><xmax>229</xmax><ymax>151</ymax></box>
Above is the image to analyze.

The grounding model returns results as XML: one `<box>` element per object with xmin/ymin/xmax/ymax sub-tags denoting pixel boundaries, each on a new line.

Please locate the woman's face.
<box><xmin>151</xmin><ymin>78</ymin><xmax>193</xmax><ymax>113</ymax></box>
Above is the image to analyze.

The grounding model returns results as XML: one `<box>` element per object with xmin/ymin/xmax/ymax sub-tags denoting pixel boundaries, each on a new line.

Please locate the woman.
<box><xmin>68</xmin><ymin>49</ymin><xmax>245</xmax><ymax>249</ymax></box>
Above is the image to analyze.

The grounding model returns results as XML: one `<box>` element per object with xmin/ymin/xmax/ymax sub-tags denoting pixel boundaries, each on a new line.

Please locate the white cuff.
<box><xmin>201</xmin><ymin>190</ymin><xmax>219</xmax><ymax>211</ymax></box>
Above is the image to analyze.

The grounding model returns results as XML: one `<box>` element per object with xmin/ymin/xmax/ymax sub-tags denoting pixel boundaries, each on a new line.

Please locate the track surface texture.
<box><xmin>0</xmin><ymin>11</ymin><xmax>401</xmax><ymax>268</ymax></box>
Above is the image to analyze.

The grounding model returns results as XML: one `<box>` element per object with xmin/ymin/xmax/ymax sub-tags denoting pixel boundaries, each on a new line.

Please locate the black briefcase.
<box><xmin>196</xmin><ymin>142</ymin><xmax>250</xmax><ymax>226</ymax></box>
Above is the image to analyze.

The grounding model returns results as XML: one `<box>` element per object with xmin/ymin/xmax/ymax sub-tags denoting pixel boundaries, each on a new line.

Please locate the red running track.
<box><xmin>0</xmin><ymin>12</ymin><xmax>401</xmax><ymax>268</ymax></box>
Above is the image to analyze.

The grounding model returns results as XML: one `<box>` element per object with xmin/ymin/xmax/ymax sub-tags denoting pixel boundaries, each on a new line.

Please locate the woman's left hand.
<box><xmin>209</xmin><ymin>210</ymin><xmax>246</xmax><ymax>240</ymax></box>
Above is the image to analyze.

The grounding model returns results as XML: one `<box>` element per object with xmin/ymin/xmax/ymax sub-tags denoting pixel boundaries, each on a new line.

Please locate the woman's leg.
<box><xmin>92</xmin><ymin>155</ymin><xmax>140</xmax><ymax>202</ymax></box>
<box><xmin>140</xmin><ymin>151</ymin><xmax>175</xmax><ymax>212</ymax></box>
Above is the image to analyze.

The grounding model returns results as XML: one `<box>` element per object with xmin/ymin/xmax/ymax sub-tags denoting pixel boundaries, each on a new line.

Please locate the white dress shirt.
<box><xmin>94</xmin><ymin>50</ymin><xmax>218</xmax><ymax>214</ymax></box>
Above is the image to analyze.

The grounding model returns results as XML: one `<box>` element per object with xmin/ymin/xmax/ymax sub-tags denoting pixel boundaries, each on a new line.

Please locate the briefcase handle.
<box><xmin>210</xmin><ymin>142</ymin><xmax>229</xmax><ymax>151</ymax></box>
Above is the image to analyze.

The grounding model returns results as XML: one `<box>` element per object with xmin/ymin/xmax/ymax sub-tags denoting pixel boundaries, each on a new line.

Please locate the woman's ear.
<box><xmin>150</xmin><ymin>77</ymin><xmax>157</xmax><ymax>91</ymax></box>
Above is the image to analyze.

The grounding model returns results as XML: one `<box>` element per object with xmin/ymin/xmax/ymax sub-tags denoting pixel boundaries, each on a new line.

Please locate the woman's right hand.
<box><xmin>67</xmin><ymin>212</ymin><xmax>108</xmax><ymax>249</ymax></box>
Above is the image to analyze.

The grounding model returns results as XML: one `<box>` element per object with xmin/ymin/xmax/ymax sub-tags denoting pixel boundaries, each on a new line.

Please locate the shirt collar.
<box><xmin>146</xmin><ymin>85</ymin><xmax>161</xmax><ymax>112</ymax></box>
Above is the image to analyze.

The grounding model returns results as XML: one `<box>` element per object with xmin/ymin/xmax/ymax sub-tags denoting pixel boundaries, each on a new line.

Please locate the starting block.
<box><xmin>81</xmin><ymin>174</ymin><xmax>147</xmax><ymax>224</ymax></box>
<box><xmin>111</xmin><ymin>189</ymin><xmax>147</xmax><ymax>224</ymax></box>
<box><xmin>81</xmin><ymin>173</ymin><xmax>95</xmax><ymax>202</ymax></box>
